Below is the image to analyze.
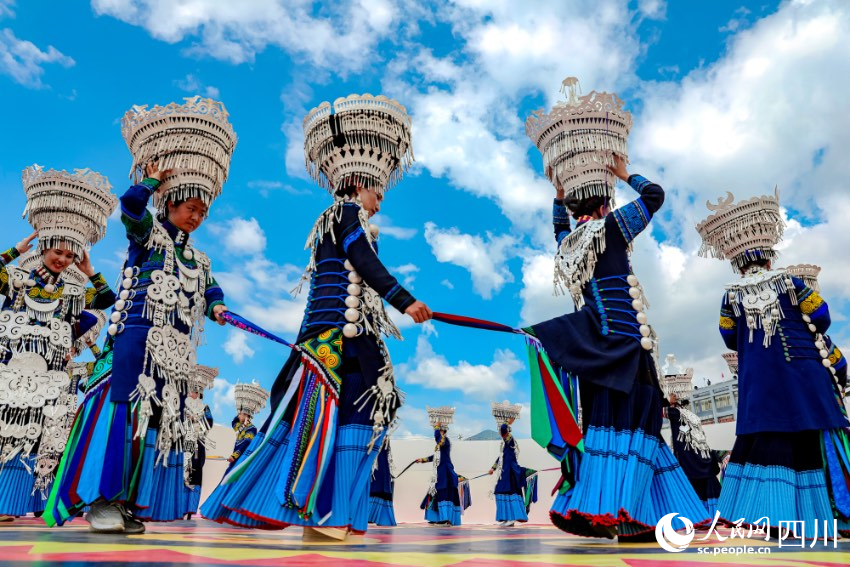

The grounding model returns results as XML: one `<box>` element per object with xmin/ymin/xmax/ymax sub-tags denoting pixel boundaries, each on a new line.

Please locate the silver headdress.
<box><xmin>234</xmin><ymin>381</ymin><xmax>269</xmax><ymax>417</ymax></box>
<box><xmin>722</xmin><ymin>352</ymin><xmax>738</xmax><ymax>376</ymax></box>
<box><xmin>661</xmin><ymin>354</ymin><xmax>695</xmax><ymax>398</ymax></box>
<box><xmin>426</xmin><ymin>405</ymin><xmax>455</xmax><ymax>428</ymax></box>
<box><xmin>121</xmin><ymin>96</ymin><xmax>237</xmax><ymax>210</ymax></box>
<box><xmin>784</xmin><ymin>263</ymin><xmax>821</xmax><ymax>292</ymax></box>
<box><xmin>695</xmin><ymin>189</ymin><xmax>784</xmax><ymax>272</ymax></box>
<box><xmin>21</xmin><ymin>165</ymin><xmax>117</xmax><ymax>259</ymax></box>
<box><xmin>303</xmin><ymin>93</ymin><xmax>414</xmax><ymax>195</ymax></box>
<box><xmin>491</xmin><ymin>401</ymin><xmax>522</xmax><ymax>426</ymax></box>
<box><xmin>189</xmin><ymin>364</ymin><xmax>218</xmax><ymax>394</ymax></box>
<box><xmin>526</xmin><ymin>77</ymin><xmax>632</xmax><ymax>201</ymax></box>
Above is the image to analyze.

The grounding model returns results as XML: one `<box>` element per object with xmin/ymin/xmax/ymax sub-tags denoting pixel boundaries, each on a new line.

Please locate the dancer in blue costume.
<box><xmin>665</xmin><ymin>393</ymin><xmax>721</xmax><ymax>516</ymax></box>
<box><xmin>45</xmin><ymin>96</ymin><xmax>237</xmax><ymax>533</ymax></box>
<box><xmin>489</xmin><ymin>403</ymin><xmax>537</xmax><ymax>526</ymax></box>
<box><xmin>0</xmin><ymin>165</ymin><xmax>117</xmax><ymax>522</ymax></box>
<box><xmin>696</xmin><ymin>191</ymin><xmax>850</xmax><ymax>539</ymax></box>
<box><xmin>182</xmin><ymin>365</ymin><xmax>217</xmax><ymax>520</ymax></box>
<box><xmin>368</xmin><ymin>435</ymin><xmax>396</xmax><ymax>526</ymax></box>
<box><xmin>524</xmin><ymin>78</ymin><xmax>709</xmax><ymax>541</ymax></box>
<box><xmin>416</xmin><ymin>408</ymin><xmax>470</xmax><ymax>526</ymax></box>
<box><xmin>202</xmin><ymin>92</ymin><xmax>432</xmax><ymax>541</ymax></box>
<box><xmin>225</xmin><ymin>383</ymin><xmax>268</xmax><ymax>474</ymax></box>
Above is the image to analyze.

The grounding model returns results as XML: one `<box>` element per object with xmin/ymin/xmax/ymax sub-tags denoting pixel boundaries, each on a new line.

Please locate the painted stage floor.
<box><xmin>0</xmin><ymin>517</ymin><xmax>848</xmax><ymax>566</ymax></box>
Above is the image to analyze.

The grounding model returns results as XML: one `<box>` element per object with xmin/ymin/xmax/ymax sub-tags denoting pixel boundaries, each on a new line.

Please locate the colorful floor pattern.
<box><xmin>0</xmin><ymin>517</ymin><xmax>847</xmax><ymax>566</ymax></box>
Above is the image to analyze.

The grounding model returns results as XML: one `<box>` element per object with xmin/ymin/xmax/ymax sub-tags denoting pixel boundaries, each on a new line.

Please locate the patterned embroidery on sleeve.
<box><xmin>719</xmin><ymin>316</ymin><xmax>736</xmax><ymax>330</ymax></box>
<box><xmin>799</xmin><ymin>290</ymin><xmax>825</xmax><ymax>315</ymax></box>
<box><xmin>628</xmin><ymin>174</ymin><xmax>652</xmax><ymax>193</ymax></box>
<box><xmin>612</xmin><ymin>199</ymin><xmax>651</xmax><ymax>243</ymax></box>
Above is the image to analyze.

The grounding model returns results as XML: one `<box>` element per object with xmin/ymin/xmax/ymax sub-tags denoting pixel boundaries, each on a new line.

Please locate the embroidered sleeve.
<box><xmin>0</xmin><ymin>247</ymin><xmax>20</xmax><ymax>297</ymax></box>
<box><xmin>611</xmin><ymin>198</ymin><xmax>651</xmax><ymax>244</ymax></box>
<box><xmin>627</xmin><ymin>174</ymin><xmax>665</xmax><ymax>214</ymax></box>
<box><xmin>826</xmin><ymin>337</ymin><xmax>847</xmax><ymax>389</ymax></box>
<box><xmin>553</xmin><ymin>199</ymin><xmax>571</xmax><ymax>245</ymax></box>
<box><xmin>795</xmin><ymin>278</ymin><xmax>830</xmax><ymax>333</ymax></box>
<box><xmin>85</xmin><ymin>272</ymin><xmax>116</xmax><ymax>310</ymax></box>
<box><xmin>338</xmin><ymin>205</ymin><xmax>416</xmax><ymax>314</ymax></box>
<box><xmin>204</xmin><ymin>274</ymin><xmax>226</xmax><ymax>321</ymax></box>
<box><xmin>120</xmin><ymin>181</ymin><xmax>158</xmax><ymax>245</ymax></box>
<box><xmin>719</xmin><ymin>295</ymin><xmax>737</xmax><ymax>350</ymax></box>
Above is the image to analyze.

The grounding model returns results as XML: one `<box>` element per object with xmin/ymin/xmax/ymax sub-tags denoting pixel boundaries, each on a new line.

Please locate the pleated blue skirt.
<box><xmin>424</xmin><ymin>498</ymin><xmax>462</xmax><ymax>525</ymax></box>
<box><xmin>495</xmin><ymin>493</ymin><xmax>528</xmax><ymax>522</ymax></box>
<box><xmin>718</xmin><ymin>430</ymin><xmax>850</xmax><ymax>538</ymax></box>
<box><xmin>550</xmin><ymin>382</ymin><xmax>710</xmax><ymax>538</ymax></box>
<box><xmin>184</xmin><ymin>485</ymin><xmax>202</xmax><ymax>515</ymax></box>
<box><xmin>0</xmin><ymin>456</ymin><xmax>37</xmax><ymax>516</ymax></box>
<box><xmin>368</xmin><ymin>496</ymin><xmax>396</xmax><ymax>526</ymax></box>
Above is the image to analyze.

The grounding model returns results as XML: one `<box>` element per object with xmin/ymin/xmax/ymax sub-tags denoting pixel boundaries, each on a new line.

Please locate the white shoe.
<box><xmin>85</xmin><ymin>501</ymin><xmax>125</xmax><ymax>533</ymax></box>
<box><xmin>502</xmin><ymin>520</ymin><xmax>515</xmax><ymax>527</ymax></box>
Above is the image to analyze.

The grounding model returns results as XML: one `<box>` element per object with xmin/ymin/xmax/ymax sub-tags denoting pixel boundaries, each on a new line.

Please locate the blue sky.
<box><xmin>2</xmin><ymin>0</ymin><xmax>848</xmax><ymax>438</ymax></box>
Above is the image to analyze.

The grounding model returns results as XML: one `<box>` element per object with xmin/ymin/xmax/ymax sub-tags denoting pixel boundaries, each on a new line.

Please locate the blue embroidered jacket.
<box><xmin>718</xmin><ymin>277</ymin><xmax>849</xmax><ymax>434</ymax></box>
<box><xmin>106</xmin><ymin>180</ymin><xmax>226</xmax><ymax>402</ymax></box>
<box><xmin>228</xmin><ymin>416</ymin><xmax>257</xmax><ymax>470</ymax></box>
<box><xmin>533</xmin><ymin>175</ymin><xmax>665</xmax><ymax>393</ymax></box>
<box><xmin>492</xmin><ymin>424</ymin><xmax>528</xmax><ymax>495</ymax></box>
<box><xmin>297</xmin><ymin>202</ymin><xmax>415</xmax><ymax>343</ymax></box>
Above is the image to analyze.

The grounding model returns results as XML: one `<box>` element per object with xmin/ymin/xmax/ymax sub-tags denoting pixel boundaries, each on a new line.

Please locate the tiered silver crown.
<box><xmin>21</xmin><ymin>165</ymin><xmax>117</xmax><ymax>259</ymax></box>
<box><xmin>696</xmin><ymin>189</ymin><xmax>784</xmax><ymax>272</ymax></box>
<box><xmin>722</xmin><ymin>352</ymin><xmax>739</xmax><ymax>376</ymax></box>
<box><xmin>190</xmin><ymin>364</ymin><xmax>219</xmax><ymax>393</ymax></box>
<box><xmin>426</xmin><ymin>405</ymin><xmax>455</xmax><ymax>427</ymax></box>
<box><xmin>784</xmin><ymin>263</ymin><xmax>821</xmax><ymax>292</ymax></box>
<box><xmin>121</xmin><ymin>96</ymin><xmax>237</xmax><ymax>210</ymax></box>
<box><xmin>234</xmin><ymin>381</ymin><xmax>269</xmax><ymax>416</ymax></box>
<box><xmin>491</xmin><ymin>401</ymin><xmax>522</xmax><ymax>425</ymax></box>
<box><xmin>303</xmin><ymin>93</ymin><xmax>414</xmax><ymax>195</ymax></box>
<box><xmin>526</xmin><ymin>77</ymin><xmax>632</xmax><ymax>201</ymax></box>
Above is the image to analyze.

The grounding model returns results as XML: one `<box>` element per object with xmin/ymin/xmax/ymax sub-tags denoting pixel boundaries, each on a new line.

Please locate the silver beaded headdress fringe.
<box><xmin>721</xmin><ymin>352</ymin><xmax>738</xmax><ymax>376</ymax></box>
<box><xmin>121</xmin><ymin>96</ymin><xmax>237</xmax><ymax>211</ymax></box>
<box><xmin>303</xmin><ymin>93</ymin><xmax>414</xmax><ymax>195</ymax></box>
<box><xmin>695</xmin><ymin>189</ymin><xmax>784</xmax><ymax>272</ymax></box>
<box><xmin>784</xmin><ymin>263</ymin><xmax>821</xmax><ymax>292</ymax></box>
<box><xmin>426</xmin><ymin>405</ymin><xmax>455</xmax><ymax>428</ymax></box>
<box><xmin>234</xmin><ymin>381</ymin><xmax>269</xmax><ymax>417</ymax></box>
<box><xmin>526</xmin><ymin>77</ymin><xmax>632</xmax><ymax>201</ymax></box>
<box><xmin>21</xmin><ymin>165</ymin><xmax>117</xmax><ymax>259</ymax></box>
<box><xmin>189</xmin><ymin>364</ymin><xmax>218</xmax><ymax>394</ymax></box>
<box><xmin>491</xmin><ymin>401</ymin><xmax>522</xmax><ymax>425</ymax></box>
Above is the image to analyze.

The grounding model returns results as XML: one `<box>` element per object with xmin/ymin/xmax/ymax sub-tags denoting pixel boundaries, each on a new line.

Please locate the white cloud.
<box><xmin>371</xmin><ymin>214</ymin><xmax>417</xmax><ymax>240</ymax></box>
<box><xmin>391</xmin><ymin>263</ymin><xmax>419</xmax><ymax>289</ymax></box>
<box><xmin>223</xmin><ymin>330</ymin><xmax>255</xmax><ymax>364</ymax></box>
<box><xmin>440</xmin><ymin>279</ymin><xmax>454</xmax><ymax>290</ymax></box>
<box><xmin>0</xmin><ymin>28</ymin><xmax>74</xmax><ymax>87</ymax></box>
<box><xmin>173</xmin><ymin>73</ymin><xmax>219</xmax><ymax>98</ymax></box>
<box><xmin>209</xmin><ymin>376</ymin><xmax>236</xmax><ymax>420</ymax></box>
<box><xmin>246</xmin><ymin>180</ymin><xmax>310</xmax><ymax>197</ymax></box>
<box><xmin>424</xmin><ymin>222</ymin><xmax>517</xmax><ymax>299</ymax></box>
<box><xmin>208</xmin><ymin>217</ymin><xmax>267</xmax><ymax>256</ymax></box>
<box><xmin>91</xmin><ymin>0</ymin><xmax>404</xmax><ymax>71</ymax></box>
<box><xmin>0</xmin><ymin>1</ymin><xmax>14</xmax><ymax>18</ymax></box>
<box><xmin>241</xmin><ymin>297</ymin><xmax>306</xmax><ymax>336</ymax></box>
<box><xmin>397</xmin><ymin>332</ymin><xmax>521</xmax><ymax>397</ymax></box>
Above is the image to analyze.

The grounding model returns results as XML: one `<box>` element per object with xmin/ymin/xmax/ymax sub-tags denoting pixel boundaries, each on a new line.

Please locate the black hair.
<box><xmin>739</xmin><ymin>258</ymin><xmax>770</xmax><ymax>273</ymax></box>
<box><xmin>156</xmin><ymin>199</ymin><xmax>186</xmax><ymax>222</ymax></box>
<box><xmin>334</xmin><ymin>185</ymin><xmax>358</xmax><ymax>199</ymax></box>
<box><xmin>564</xmin><ymin>195</ymin><xmax>608</xmax><ymax>219</ymax></box>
